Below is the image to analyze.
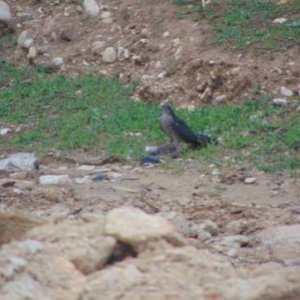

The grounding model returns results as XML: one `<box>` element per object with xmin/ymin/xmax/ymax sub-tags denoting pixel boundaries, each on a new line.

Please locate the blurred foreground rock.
<box><xmin>0</xmin><ymin>207</ymin><xmax>299</xmax><ymax>300</ymax></box>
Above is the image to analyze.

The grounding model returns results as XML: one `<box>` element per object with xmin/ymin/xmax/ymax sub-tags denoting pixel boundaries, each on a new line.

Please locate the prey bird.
<box><xmin>159</xmin><ymin>104</ymin><xmax>216</xmax><ymax>155</ymax></box>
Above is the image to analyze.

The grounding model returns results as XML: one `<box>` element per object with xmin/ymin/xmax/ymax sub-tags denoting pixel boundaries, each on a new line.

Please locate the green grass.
<box><xmin>212</xmin><ymin>0</ymin><xmax>300</xmax><ymax>51</ymax></box>
<box><xmin>0</xmin><ymin>62</ymin><xmax>299</xmax><ymax>173</ymax></box>
<box><xmin>173</xmin><ymin>0</ymin><xmax>300</xmax><ymax>52</ymax></box>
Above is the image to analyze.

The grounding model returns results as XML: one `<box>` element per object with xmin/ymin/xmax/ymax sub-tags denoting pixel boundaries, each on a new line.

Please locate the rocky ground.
<box><xmin>0</xmin><ymin>152</ymin><xmax>300</xmax><ymax>299</ymax></box>
<box><xmin>1</xmin><ymin>0</ymin><xmax>300</xmax><ymax>299</ymax></box>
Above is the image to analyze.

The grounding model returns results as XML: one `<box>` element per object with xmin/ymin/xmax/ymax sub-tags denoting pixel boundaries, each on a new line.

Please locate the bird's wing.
<box><xmin>171</xmin><ymin>116</ymin><xmax>198</xmax><ymax>144</ymax></box>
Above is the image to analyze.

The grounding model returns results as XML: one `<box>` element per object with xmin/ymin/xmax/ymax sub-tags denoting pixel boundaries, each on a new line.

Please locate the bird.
<box><xmin>159</xmin><ymin>104</ymin><xmax>216</xmax><ymax>155</ymax></box>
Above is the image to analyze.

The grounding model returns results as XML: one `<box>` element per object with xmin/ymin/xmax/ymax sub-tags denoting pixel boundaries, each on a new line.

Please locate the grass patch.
<box><xmin>173</xmin><ymin>0</ymin><xmax>300</xmax><ymax>52</ymax></box>
<box><xmin>211</xmin><ymin>0</ymin><xmax>300</xmax><ymax>52</ymax></box>
<box><xmin>0</xmin><ymin>63</ymin><xmax>299</xmax><ymax>173</ymax></box>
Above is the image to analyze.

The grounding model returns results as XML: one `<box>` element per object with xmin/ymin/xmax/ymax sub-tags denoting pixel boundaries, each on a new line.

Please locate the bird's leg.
<box><xmin>170</xmin><ymin>137</ymin><xmax>183</xmax><ymax>158</ymax></box>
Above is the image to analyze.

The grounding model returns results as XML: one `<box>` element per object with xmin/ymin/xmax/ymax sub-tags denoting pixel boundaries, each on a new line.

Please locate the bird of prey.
<box><xmin>159</xmin><ymin>104</ymin><xmax>216</xmax><ymax>154</ymax></box>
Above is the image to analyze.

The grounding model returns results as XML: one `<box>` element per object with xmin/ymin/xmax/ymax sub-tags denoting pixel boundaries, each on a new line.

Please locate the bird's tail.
<box><xmin>194</xmin><ymin>133</ymin><xmax>218</xmax><ymax>147</ymax></box>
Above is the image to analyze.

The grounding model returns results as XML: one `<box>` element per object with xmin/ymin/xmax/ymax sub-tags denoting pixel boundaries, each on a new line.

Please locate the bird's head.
<box><xmin>161</xmin><ymin>103</ymin><xmax>173</xmax><ymax>114</ymax></box>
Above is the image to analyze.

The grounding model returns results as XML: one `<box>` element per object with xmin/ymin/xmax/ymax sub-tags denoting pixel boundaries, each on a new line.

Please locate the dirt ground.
<box><xmin>1</xmin><ymin>0</ymin><xmax>300</xmax><ymax>270</ymax></box>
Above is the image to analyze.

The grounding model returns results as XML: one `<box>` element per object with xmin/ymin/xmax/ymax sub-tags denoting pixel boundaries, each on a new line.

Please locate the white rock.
<box><xmin>105</xmin><ymin>207</ymin><xmax>183</xmax><ymax>246</ymax></box>
<box><xmin>27</xmin><ymin>47</ymin><xmax>37</xmax><ymax>59</ymax></box>
<box><xmin>77</xmin><ymin>165</ymin><xmax>95</xmax><ymax>171</ymax></box>
<box><xmin>272</xmin><ymin>18</ymin><xmax>287</xmax><ymax>24</ymax></box>
<box><xmin>52</xmin><ymin>56</ymin><xmax>64</xmax><ymax>67</ymax></box>
<box><xmin>83</xmin><ymin>0</ymin><xmax>100</xmax><ymax>17</ymax></box>
<box><xmin>74</xmin><ymin>176</ymin><xmax>91</xmax><ymax>185</ymax></box>
<box><xmin>117</xmin><ymin>47</ymin><xmax>130</xmax><ymax>61</ymax></box>
<box><xmin>0</xmin><ymin>153</ymin><xmax>38</xmax><ymax>171</ymax></box>
<box><xmin>39</xmin><ymin>175</ymin><xmax>72</xmax><ymax>186</ymax></box>
<box><xmin>17</xmin><ymin>30</ymin><xmax>28</xmax><ymax>45</ymax></box>
<box><xmin>17</xmin><ymin>31</ymin><xmax>34</xmax><ymax>49</ymax></box>
<box><xmin>107</xmin><ymin>172</ymin><xmax>123</xmax><ymax>182</ymax></box>
<box><xmin>213</xmin><ymin>94</ymin><xmax>226</xmax><ymax>104</ymax></box>
<box><xmin>272</xmin><ymin>98</ymin><xmax>287</xmax><ymax>106</ymax></box>
<box><xmin>102</xmin><ymin>47</ymin><xmax>117</xmax><ymax>63</ymax></box>
<box><xmin>163</xmin><ymin>31</ymin><xmax>170</xmax><ymax>37</ymax></box>
<box><xmin>91</xmin><ymin>41</ymin><xmax>106</xmax><ymax>54</ymax></box>
<box><xmin>102</xmin><ymin>17</ymin><xmax>112</xmax><ymax>24</ymax></box>
<box><xmin>0</xmin><ymin>1</ymin><xmax>11</xmax><ymax>24</ymax></box>
<box><xmin>141</xmin><ymin>28</ymin><xmax>150</xmax><ymax>37</ymax></box>
<box><xmin>13</xmin><ymin>188</ymin><xmax>24</xmax><ymax>195</ymax></box>
<box><xmin>226</xmin><ymin>248</ymin><xmax>238</xmax><ymax>258</ymax></box>
<box><xmin>23</xmin><ymin>39</ymin><xmax>34</xmax><ymax>49</ymax></box>
<box><xmin>244</xmin><ymin>177</ymin><xmax>256</xmax><ymax>184</ymax></box>
<box><xmin>101</xmin><ymin>11</ymin><xmax>111</xmax><ymax>19</ymax></box>
<box><xmin>0</xmin><ymin>128</ymin><xmax>12</xmax><ymax>135</ymax></box>
<box><xmin>280</xmin><ymin>86</ymin><xmax>293</xmax><ymax>97</ymax></box>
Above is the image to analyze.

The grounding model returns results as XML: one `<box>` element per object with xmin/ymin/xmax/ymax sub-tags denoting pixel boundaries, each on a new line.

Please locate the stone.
<box><xmin>141</xmin><ymin>28</ymin><xmax>150</xmax><ymax>38</ymax></box>
<box><xmin>91</xmin><ymin>41</ymin><xmax>106</xmax><ymax>55</ymax></box>
<box><xmin>0</xmin><ymin>153</ymin><xmax>38</xmax><ymax>172</ymax></box>
<box><xmin>23</xmin><ymin>39</ymin><xmax>33</xmax><ymax>49</ymax></box>
<box><xmin>117</xmin><ymin>47</ymin><xmax>130</xmax><ymax>61</ymax></box>
<box><xmin>280</xmin><ymin>86</ymin><xmax>293</xmax><ymax>97</ymax></box>
<box><xmin>27</xmin><ymin>47</ymin><xmax>37</xmax><ymax>60</ymax></box>
<box><xmin>17</xmin><ymin>31</ymin><xmax>34</xmax><ymax>49</ymax></box>
<box><xmin>26</xmin><ymin>218</ymin><xmax>116</xmax><ymax>274</ymax></box>
<box><xmin>163</xmin><ymin>31</ymin><xmax>170</xmax><ymax>37</ymax></box>
<box><xmin>77</xmin><ymin>165</ymin><xmax>95</xmax><ymax>171</ymax></box>
<box><xmin>102</xmin><ymin>47</ymin><xmax>117</xmax><ymax>63</ymax></box>
<box><xmin>107</xmin><ymin>172</ymin><xmax>123</xmax><ymax>182</ymax></box>
<box><xmin>83</xmin><ymin>0</ymin><xmax>100</xmax><ymax>17</ymax></box>
<box><xmin>272</xmin><ymin>98</ymin><xmax>287</xmax><ymax>106</ymax></box>
<box><xmin>52</xmin><ymin>56</ymin><xmax>64</xmax><ymax>67</ymax></box>
<box><xmin>244</xmin><ymin>177</ymin><xmax>256</xmax><ymax>184</ymax></box>
<box><xmin>74</xmin><ymin>176</ymin><xmax>91</xmax><ymax>185</ymax></box>
<box><xmin>272</xmin><ymin>17</ymin><xmax>287</xmax><ymax>24</ymax></box>
<box><xmin>257</xmin><ymin>224</ymin><xmax>300</xmax><ymax>265</ymax></box>
<box><xmin>101</xmin><ymin>11</ymin><xmax>111</xmax><ymax>19</ymax></box>
<box><xmin>105</xmin><ymin>207</ymin><xmax>183</xmax><ymax>247</ymax></box>
<box><xmin>0</xmin><ymin>240</ymin><xmax>85</xmax><ymax>300</ymax></box>
<box><xmin>39</xmin><ymin>175</ymin><xmax>72</xmax><ymax>186</ymax></box>
<box><xmin>0</xmin><ymin>128</ymin><xmax>12</xmax><ymax>135</ymax></box>
<box><xmin>0</xmin><ymin>1</ymin><xmax>11</xmax><ymax>24</ymax></box>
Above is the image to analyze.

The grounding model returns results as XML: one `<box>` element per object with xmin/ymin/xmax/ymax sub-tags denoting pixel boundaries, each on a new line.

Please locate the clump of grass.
<box><xmin>0</xmin><ymin>62</ymin><xmax>299</xmax><ymax>173</ymax></box>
